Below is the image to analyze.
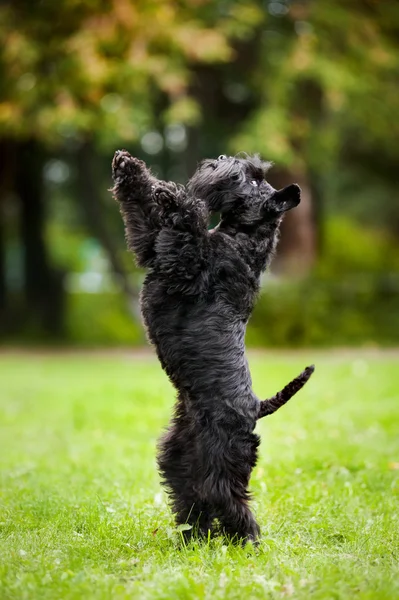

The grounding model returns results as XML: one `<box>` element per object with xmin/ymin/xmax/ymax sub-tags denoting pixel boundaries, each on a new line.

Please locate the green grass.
<box><xmin>0</xmin><ymin>350</ymin><xmax>398</xmax><ymax>599</ymax></box>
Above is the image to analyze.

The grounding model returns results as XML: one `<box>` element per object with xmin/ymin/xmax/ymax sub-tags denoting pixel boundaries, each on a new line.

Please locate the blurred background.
<box><xmin>0</xmin><ymin>0</ymin><xmax>398</xmax><ymax>348</ymax></box>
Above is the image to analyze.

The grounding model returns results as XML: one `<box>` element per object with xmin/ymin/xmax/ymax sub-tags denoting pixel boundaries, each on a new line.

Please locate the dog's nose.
<box><xmin>273</xmin><ymin>183</ymin><xmax>301</xmax><ymax>213</ymax></box>
<box><xmin>284</xmin><ymin>183</ymin><xmax>301</xmax><ymax>207</ymax></box>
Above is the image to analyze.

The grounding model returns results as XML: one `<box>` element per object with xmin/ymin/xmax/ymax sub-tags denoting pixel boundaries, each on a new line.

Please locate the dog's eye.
<box><xmin>218</xmin><ymin>154</ymin><xmax>227</xmax><ymax>161</ymax></box>
<box><xmin>250</xmin><ymin>180</ymin><xmax>259</xmax><ymax>187</ymax></box>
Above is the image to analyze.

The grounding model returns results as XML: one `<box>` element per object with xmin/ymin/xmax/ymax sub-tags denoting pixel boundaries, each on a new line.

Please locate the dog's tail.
<box><xmin>258</xmin><ymin>365</ymin><xmax>315</xmax><ymax>419</ymax></box>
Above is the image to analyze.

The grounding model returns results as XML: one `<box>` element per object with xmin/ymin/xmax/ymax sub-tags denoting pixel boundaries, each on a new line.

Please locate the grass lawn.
<box><xmin>0</xmin><ymin>350</ymin><xmax>398</xmax><ymax>599</ymax></box>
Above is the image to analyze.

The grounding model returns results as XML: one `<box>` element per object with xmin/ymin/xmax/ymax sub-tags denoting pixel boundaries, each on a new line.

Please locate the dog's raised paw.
<box><xmin>112</xmin><ymin>150</ymin><xmax>146</xmax><ymax>183</ymax></box>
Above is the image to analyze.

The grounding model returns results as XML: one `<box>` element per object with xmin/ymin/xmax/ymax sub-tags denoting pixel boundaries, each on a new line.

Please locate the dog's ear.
<box><xmin>273</xmin><ymin>184</ymin><xmax>301</xmax><ymax>213</ymax></box>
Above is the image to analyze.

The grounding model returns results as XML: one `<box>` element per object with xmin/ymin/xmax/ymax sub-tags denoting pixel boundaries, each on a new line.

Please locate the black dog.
<box><xmin>112</xmin><ymin>152</ymin><xmax>314</xmax><ymax>543</ymax></box>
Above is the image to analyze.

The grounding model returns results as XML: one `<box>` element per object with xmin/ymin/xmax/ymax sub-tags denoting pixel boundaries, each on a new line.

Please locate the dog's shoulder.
<box><xmin>153</xmin><ymin>228</ymin><xmax>210</xmax><ymax>296</ymax></box>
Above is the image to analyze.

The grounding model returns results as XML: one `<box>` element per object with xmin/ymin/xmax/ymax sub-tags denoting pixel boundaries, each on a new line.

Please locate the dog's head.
<box><xmin>187</xmin><ymin>154</ymin><xmax>301</xmax><ymax>226</ymax></box>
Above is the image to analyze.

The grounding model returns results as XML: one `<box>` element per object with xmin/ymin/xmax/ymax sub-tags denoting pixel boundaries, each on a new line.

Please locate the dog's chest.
<box><xmin>215</xmin><ymin>257</ymin><xmax>259</xmax><ymax>318</ymax></box>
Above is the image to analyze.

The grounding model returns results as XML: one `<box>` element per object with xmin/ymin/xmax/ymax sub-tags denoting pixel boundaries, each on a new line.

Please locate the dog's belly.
<box><xmin>143</xmin><ymin>296</ymin><xmax>253</xmax><ymax>399</ymax></box>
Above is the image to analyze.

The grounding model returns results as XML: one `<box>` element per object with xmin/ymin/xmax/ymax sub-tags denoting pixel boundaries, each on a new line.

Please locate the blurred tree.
<box><xmin>0</xmin><ymin>141</ymin><xmax>9</xmax><ymax>326</ymax></box>
<box><xmin>0</xmin><ymin>0</ymin><xmax>242</xmax><ymax>335</ymax></box>
<box><xmin>232</xmin><ymin>0</ymin><xmax>399</xmax><ymax>269</ymax></box>
<box><xmin>1</xmin><ymin>0</ymin><xmax>398</xmax><ymax>339</ymax></box>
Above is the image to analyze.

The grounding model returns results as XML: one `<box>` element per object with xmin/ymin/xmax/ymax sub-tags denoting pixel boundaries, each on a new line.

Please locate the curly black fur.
<box><xmin>112</xmin><ymin>151</ymin><xmax>314</xmax><ymax>543</ymax></box>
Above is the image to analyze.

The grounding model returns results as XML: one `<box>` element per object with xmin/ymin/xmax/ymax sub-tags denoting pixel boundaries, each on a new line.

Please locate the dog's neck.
<box><xmin>217</xmin><ymin>216</ymin><xmax>281</xmax><ymax>241</ymax></box>
<box><xmin>216</xmin><ymin>217</ymin><xmax>282</xmax><ymax>277</ymax></box>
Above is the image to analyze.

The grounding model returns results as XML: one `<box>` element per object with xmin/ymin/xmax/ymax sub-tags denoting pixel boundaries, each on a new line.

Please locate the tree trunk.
<box><xmin>0</xmin><ymin>140</ymin><xmax>10</xmax><ymax>322</ymax></box>
<box><xmin>0</xmin><ymin>200</ymin><xmax>5</xmax><ymax>321</ymax></box>
<box><xmin>268</xmin><ymin>168</ymin><xmax>317</xmax><ymax>275</ymax></box>
<box><xmin>16</xmin><ymin>139</ymin><xmax>65</xmax><ymax>336</ymax></box>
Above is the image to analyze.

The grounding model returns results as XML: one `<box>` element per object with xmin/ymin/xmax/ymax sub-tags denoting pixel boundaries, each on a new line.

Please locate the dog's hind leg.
<box><xmin>217</xmin><ymin>494</ymin><xmax>260</xmax><ymax>544</ymax></box>
<box><xmin>207</xmin><ymin>429</ymin><xmax>261</xmax><ymax>544</ymax></box>
<box><xmin>157</xmin><ymin>396</ymin><xmax>214</xmax><ymax>540</ymax></box>
<box><xmin>174</xmin><ymin>496</ymin><xmax>214</xmax><ymax>541</ymax></box>
<box><xmin>159</xmin><ymin>446</ymin><xmax>214</xmax><ymax>540</ymax></box>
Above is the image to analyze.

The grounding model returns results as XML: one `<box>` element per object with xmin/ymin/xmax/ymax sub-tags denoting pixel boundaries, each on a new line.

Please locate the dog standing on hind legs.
<box><xmin>112</xmin><ymin>151</ymin><xmax>314</xmax><ymax>543</ymax></box>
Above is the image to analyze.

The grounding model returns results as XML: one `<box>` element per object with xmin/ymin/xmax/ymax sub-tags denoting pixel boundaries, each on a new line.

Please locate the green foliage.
<box><xmin>317</xmin><ymin>217</ymin><xmax>399</xmax><ymax>277</ymax></box>
<box><xmin>248</xmin><ymin>276</ymin><xmax>398</xmax><ymax>348</ymax></box>
<box><xmin>0</xmin><ymin>0</ymin><xmax>262</xmax><ymax>145</ymax></box>
<box><xmin>4</xmin><ymin>214</ymin><xmax>397</xmax><ymax>348</ymax></box>
<box><xmin>46</xmin><ymin>223</ymin><xmax>90</xmax><ymax>274</ymax></box>
<box><xmin>66</xmin><ymin>292</ymin><xmax>144</xmax><ymax>346</ymax></box>
<box><xmin>248</xmin><ymin>217</ymin><xmax>399</xmax><ymax>347</ymax></box>
<box><xmin>53</xmin><ymin>217</ymin><xmax>397</xmax><ymax>348</ymax></box>
<box><xmin>233</xmin><ymin>1</ymin><xmax>399</xmax><ymax>171</ymax></box>
<box><xmin>0</xmin><ymin>353</ymin><xmax>398</xmax><ymax>598</ymax></box>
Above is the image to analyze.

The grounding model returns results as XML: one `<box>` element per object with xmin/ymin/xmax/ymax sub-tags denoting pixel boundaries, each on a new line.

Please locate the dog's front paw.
<box><xmin>112</xmin><ymin>150</ymin><xmax>146</xmax><ymax>185</ymax></box>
